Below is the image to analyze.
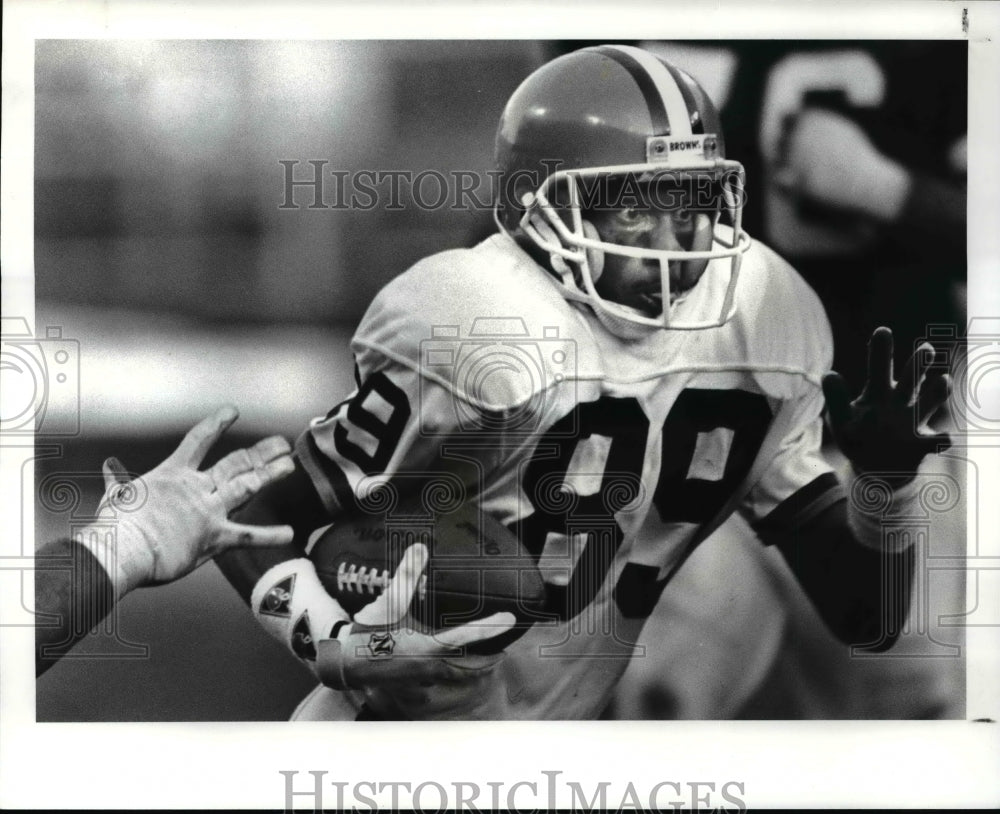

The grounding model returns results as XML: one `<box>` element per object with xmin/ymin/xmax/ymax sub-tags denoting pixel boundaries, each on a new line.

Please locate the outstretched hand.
<box><xmin>822</xmin><ymin>327</ymin><xmax>951</xmax><ymax>480</ymax></box>
<box><xmin>93</xmin><ymin>405</ymin><xmax>296</xmax><ymax>591</ymax></box>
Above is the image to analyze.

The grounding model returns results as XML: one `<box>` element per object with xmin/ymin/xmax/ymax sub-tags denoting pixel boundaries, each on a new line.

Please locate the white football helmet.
<box><xmin>495</xmin><ymin>44</ymin><xmax>750</xmax><ymax>334</ymax></box>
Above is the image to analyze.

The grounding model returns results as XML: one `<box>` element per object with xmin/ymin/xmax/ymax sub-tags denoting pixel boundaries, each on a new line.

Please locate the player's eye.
<box><xmin>671</xmin><ymin>207</ymin><xmax>694</xmax><ymax>228</ymax></box>
<box><xmin>617</xmin><ymin>206</ymin><xmax>652</xmax><ymax>226</ymax></box>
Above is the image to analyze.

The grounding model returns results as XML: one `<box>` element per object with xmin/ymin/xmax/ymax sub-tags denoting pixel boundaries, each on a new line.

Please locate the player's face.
<box><xmin>587</xmin><ymin>204</ymin><xmax>715</xmax><ymax>317</ymax></box>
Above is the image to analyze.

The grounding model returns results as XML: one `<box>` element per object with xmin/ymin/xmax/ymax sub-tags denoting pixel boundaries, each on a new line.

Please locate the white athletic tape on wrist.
<box><xmin>848</xmin><ymin>476</ymin><xmax>922</xmax><ymax>552</ymax></box>
<box><xmin>251</xmin><ymin>558</ymin><xmax>349</xmax><ymax>665</ymax></box>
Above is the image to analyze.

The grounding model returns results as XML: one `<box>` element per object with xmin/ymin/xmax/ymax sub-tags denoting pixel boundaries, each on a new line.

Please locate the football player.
<box><xmin>215</xmin><ymin>45</ymin><xmax>951</xmax><ymax>720</ymax></box>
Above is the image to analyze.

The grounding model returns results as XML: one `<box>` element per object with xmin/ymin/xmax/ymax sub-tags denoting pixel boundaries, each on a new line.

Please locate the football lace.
<box><xmin>336</xmin><ymin>562</ymin><xmax>427</xmax><ymax>600</ymax></box>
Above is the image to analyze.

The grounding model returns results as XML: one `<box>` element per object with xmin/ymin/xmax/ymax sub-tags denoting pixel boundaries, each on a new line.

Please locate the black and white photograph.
<box><xmin>2</xmin><ymin>1</ymin><xmax>998</xmax><ymax>810</ymax></box>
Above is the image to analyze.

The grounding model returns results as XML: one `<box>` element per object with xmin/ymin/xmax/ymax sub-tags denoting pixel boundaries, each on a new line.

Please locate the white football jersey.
<box><xmin>296</xmin><ymin>230</ymin><xmax>843</xmax><ymax>719</ymax></box>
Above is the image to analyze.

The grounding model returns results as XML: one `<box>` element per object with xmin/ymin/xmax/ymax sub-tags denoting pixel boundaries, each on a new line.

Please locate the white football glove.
<box><xmin>80</xmin><ymin>405</ymin><xmax>295</xmax><ymax>597</ymax></box>
<box><xmin>316</xmin><ymin>543</ymin><xmax>516</xmax><ymax>691</ymax></box>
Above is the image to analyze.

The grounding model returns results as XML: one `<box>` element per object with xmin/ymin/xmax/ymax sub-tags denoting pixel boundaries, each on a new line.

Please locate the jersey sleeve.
<box><xmin>294</xmin><ymin>260</ymin><xmax>549</xmax><ymax>519</ymax></box>
<box><xmin>740</xmin><ymin>383</ymin><xmax>845</xmax><ymax>542</ymax></box>
<box><xmin>295</xmin><ymin>245</ymin><xmax>581</xmax><ymax>520</ymax></box>
<box><xmin>35</xmin><ymin>537</ymin><xmax>115</xmax><ymax>676</ymax></box>
<box><xmin>737</xmin><ymin>246</ymin><xmax>846</xmax><ymax>540</ymax></box>
<box><xmin>295</xmin><ymin>357</ymin><xmax>507</xmax><ymax>518</ymax></box>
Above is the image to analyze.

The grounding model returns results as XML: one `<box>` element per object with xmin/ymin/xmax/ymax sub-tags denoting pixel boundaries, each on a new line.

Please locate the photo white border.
<box><xmin>2</xmin><ymin>0</ymin><xmax>998</xmax><ymax>809</ymax></box>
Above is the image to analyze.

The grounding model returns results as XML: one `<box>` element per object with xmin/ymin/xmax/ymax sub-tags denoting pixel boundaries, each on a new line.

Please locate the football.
<box><xmin>309</xmin><ymin>495</ymin><xmax>548</xmax><ymax>653</ymax></box>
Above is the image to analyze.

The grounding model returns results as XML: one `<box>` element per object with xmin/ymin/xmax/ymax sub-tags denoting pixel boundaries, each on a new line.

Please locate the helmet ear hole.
<box><xmin>581</xmin><ymin>219</ymin><xmax>604</xmax><ymax>283</ymax></box>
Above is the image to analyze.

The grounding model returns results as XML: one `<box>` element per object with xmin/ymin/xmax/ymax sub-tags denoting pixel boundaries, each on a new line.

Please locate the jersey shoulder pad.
<box><xmin>731</xmin><ymin>235</ymin><xmax>833</xmax><ymax>382</ymax></box>
<box><xmin>351</xmin><ymin>234</ymin><xmax>587</xmax><ymax>411</ymax></box>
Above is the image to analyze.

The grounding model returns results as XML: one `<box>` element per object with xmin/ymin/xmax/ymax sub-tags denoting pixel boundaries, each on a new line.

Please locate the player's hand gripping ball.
<box><xmin>310</xmin><ymin>497</ymin><xmax>547</xmax><ymax>654</ymax></box>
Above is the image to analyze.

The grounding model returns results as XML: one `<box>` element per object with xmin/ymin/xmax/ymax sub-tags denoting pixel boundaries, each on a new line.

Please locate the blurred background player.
<box><xmin>637</xmin><ymin>40</ymin><xmax>967</xmax><ymax>392</ymax></box>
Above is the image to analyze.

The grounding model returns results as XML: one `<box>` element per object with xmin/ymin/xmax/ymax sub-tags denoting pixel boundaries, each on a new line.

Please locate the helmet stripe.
<box><xmin>592</xmin><ymin>45</ymin><xmax>668</xmax><ymax>133</ymax></box>
<box><xmin>592</xmin><ymin>45</ymin><xmax>692</xmax><ymax>138</ymax></box>
<box><xmin>658</xmin><ymin>61</ymin><xmax>705</xmax><ymax>135</ymax></box>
